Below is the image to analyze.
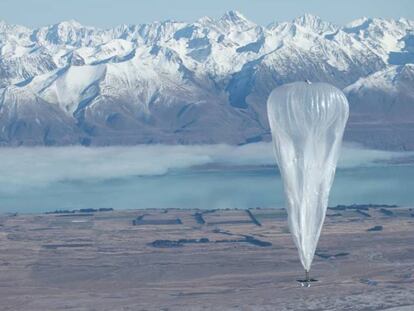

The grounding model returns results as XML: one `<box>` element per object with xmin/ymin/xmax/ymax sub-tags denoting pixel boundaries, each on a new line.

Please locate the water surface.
<box><xmin>0</xmin><ymin>143</ymin><xmax>412</xmax><ymax>213</ymax></box>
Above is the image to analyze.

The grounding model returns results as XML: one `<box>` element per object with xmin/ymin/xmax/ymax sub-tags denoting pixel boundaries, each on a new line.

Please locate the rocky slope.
<box><xmin>0</xmin><ymin>12</ymin><xmax>413</xmax><ymax>149</ymax></box>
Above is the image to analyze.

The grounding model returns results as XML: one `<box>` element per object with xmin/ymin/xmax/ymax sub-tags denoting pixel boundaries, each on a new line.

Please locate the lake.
<box><xmin>0</xmin><ymin>143</ymin><xmax>413</xmax><ymax>213</ymax></box>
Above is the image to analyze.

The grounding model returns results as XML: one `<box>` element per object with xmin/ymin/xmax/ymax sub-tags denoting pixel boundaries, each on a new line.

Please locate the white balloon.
<box><xmin>267</xmin><ymin>81</ymin><xmax>349</xmax><ymax>272</ymax></box>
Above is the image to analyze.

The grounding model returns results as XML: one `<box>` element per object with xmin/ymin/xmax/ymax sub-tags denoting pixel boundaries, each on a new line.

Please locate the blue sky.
<box><xmin>1</xmin><ymin>0</ymin><xmax>413</xmax><ymax>27</ymax></box>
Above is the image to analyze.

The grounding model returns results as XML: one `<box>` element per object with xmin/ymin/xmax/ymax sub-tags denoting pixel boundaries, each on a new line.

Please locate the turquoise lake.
<box><xmin>0</xmin><ymin>143</ymin><xmax>412</xmax><ymax>213</ymax></box>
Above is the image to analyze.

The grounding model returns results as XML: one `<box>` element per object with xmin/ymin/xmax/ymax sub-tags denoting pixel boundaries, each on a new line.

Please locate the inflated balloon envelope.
<box><xmin>267</xmin><ymin>81</ymin><xmax>349</xmax><ymax>286</ymax></box>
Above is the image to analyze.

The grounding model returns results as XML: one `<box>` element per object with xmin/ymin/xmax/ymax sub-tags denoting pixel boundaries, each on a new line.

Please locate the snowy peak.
<box><xmin>0</xmin><ymin>12</ymin><xmax>413</xmax><ymax>148</ymax></box>
<box><xmin>345</xmin><ymin>64</ymin><xmax>414</xmax><ymax>95</ymax></box>
<box><xmin>342</xmin><ymin>16</ymin><xmax>413</xmax><ymax>62</ymax></box>
<box><xmin>0</xmin><ymin>20</ymin><xmax>29</xmax><ymax>34</ymax></box>
<box><xmin>293</xmin><ymin>13</ymin><xmax>337</xmax><ymax>34</ymax></box>
<box><xmin>195</xmin><ymin>16</ymin><xmax>214</xmax><ymax>26</ymax></box>
<box><xmin>34</xmin><ymin>20</ymin><xmax>90</xmax><ymax>46</ymax></box>
<box><xmin>57</xmin><ymin>19</ymin><xmax>84</xmax><ymax>29</ymax></box>
<box><xmin>344</xmin><ymin>63</ymin><xmax>414</xmax><ymax>138</ymax></box>
<box><xmin>216</xmin><ymin>10</ymin><xmax>256</xmax><ymax>31</ymax></box>
<box><xmin>220</xmin><ymin>10</ymin><xmax>248</xmax><ymax>23</ymax></box>
<box><xmin>344</xmin><ymin>17</ymin><xmax>372</xmax><ymax>33</ymax></box>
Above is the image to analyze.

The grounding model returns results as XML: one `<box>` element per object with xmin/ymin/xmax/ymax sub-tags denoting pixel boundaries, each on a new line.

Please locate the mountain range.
<box><xmin>0</xmin><ymin>11</ymin><xmax>413</xmax><ymax>149</ymax></box>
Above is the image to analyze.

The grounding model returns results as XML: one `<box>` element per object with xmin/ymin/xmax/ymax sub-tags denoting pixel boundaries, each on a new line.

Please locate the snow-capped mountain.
<box><xmin>0</xmin><ymin>11</ymin><xmax>413</xmax><ymax>149</ymax></box>
<box><xmin>344</xmin><ymin>64</ymin><xmax>414</xmax><ymax>150</ymax></box>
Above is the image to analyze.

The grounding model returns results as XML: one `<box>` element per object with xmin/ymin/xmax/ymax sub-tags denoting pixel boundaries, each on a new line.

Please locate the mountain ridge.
<box><xmin>0</xmin><ymin>11</ymin><xmax>413</xmax><ymax>149</ymax></box>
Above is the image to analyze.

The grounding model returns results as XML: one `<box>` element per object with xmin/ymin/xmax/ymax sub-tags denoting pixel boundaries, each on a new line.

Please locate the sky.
<box><xmin>0</xmin><ymin>0</ymin><xmax>413</xmax><ymax>28</ymax></box>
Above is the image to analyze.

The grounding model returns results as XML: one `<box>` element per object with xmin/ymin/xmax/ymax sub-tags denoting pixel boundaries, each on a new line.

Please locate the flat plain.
<box><xmin>0</xmin><ymin>206</ymin><xmax>413</xmax><ymax>311</ymax></box>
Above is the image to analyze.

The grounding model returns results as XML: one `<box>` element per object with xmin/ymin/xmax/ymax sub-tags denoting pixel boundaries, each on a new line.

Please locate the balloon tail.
<box><xmin>305</xmin><ymin>270</ymin><xmax>311</xmax><ymax>287</ymax></box>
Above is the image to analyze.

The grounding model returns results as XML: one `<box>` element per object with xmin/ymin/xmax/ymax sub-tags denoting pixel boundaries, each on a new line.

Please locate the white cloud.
<box><xmin>0</xmin><ymin>143</ymin><xmax>410</xmax><ymax>192</ymax></box>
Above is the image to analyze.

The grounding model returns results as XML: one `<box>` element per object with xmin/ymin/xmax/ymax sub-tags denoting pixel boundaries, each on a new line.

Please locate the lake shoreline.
<box><xmin>2</xmin><ymin>203</ymin><xmax>406</xmax><ymax>217</ymax></box>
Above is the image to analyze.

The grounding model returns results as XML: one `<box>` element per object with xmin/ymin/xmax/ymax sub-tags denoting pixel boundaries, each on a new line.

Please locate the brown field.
<box><xmin>0</xmin><ymin>206</ymin><xmax>413</xmax><ymax>311</ymax></box>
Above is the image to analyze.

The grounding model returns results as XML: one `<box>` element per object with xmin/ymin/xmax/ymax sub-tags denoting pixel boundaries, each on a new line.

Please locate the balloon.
<box><xmin>267</xmin><ymin>81</ymin><xmax>349</xmax><ymax>273</ymax></box>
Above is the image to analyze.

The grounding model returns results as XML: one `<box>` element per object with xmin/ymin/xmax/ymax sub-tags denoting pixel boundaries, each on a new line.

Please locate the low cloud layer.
<box><xmin>0</xmin><ymin>142</ymin><xmax>411</xmax><ymax>191</ymax></box>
